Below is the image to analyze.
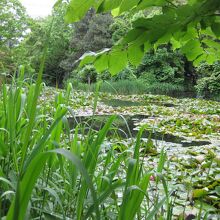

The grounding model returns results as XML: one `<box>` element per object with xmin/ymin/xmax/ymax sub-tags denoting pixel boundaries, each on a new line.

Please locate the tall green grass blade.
<box><xmin>68</xmin><ymin>126</ymin><xmax>80</xmax><ymax>188</ymax></box>
<box><xmin>23</xmin><ymin>109</ymin><xmax>67</xmax><ymax>173</ymax></box>
<box><xmin>7</xmin><ymin>86</ymin><xmax>18</xmax><ymax>172</ymax></box>
<box><xmin>85</xmin><ymin>180</ymin><xmax>125</xmax><ymax>218</ymax></box>
<box><xmin>99</xmin><ymin>153</ymin><xmax>122</xmax><ymax>192</ymax></box>
<box><xmin>157</xmin><ymin>148</ymin><xmax>166</xmax><ymax>174</ymax></box>
<box><xmin>146</xmin><ymin>195</ymin><xmax>168</xmax><ymax>220</ymax></box>
<box><xmin>20</xmin><ymin>18</ymin><xmax>54</xmax><ymax>170</ymax></box>
<box><xmin>92</xmin><ymin>80</ymin><xmax>101</xmax><ymax>116</ymax></box>
<box><xmin>17</xmin><ymin>65</ymin><xmax>25</xmax><ymax>87</ymax></box>
<box><xmin>126</xmin><ymin>173</ymin><xmax>152</xmax><ymax>219</ymax></box>
<box><xmin>84</xmin><ymin>115</ymin><xmax>116</xmax><ymax>172</ymax></box>
<box><xmin>76</xmin><ymin>115</ymin><xmax>115</xmax><ymax>219</ymax></box>
<box><xmin>52</xmin><ymin>148</ymin><xmax>100</xmax><ymax>219</ymax></box>
<box><xmin>65</xmin><ymin>82</ymin><xmax>72</xmax><ymax>105</ymax></box>
<box><xmin>7</xmin><ymin>147</ymin><xmax>102</xmax><ymax>220</ymax></box>
<box><xmin>42</xmin><ymin>187</ymin><xmax>65</xmax><ymax>218</ymax></box>
<box><xmin>6</xmin><ymin>153</ymin><xmax>50</xmax><ymax>220</ymax></box>
<box><xmin>119</xmin><ymin>158</ymin><xmax>138</xmax><ymax>219</ymax></box>
<box><xmin>0</xmin><ymin>177</ymin><xmax>13</xmax><ymax>189</ymax></box>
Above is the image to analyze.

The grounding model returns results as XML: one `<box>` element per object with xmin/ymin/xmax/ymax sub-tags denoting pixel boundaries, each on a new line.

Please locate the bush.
<box><xmin>196</xmin><ymin>75</ymin><xmax>220</xmax><ymax>98</ymax></box>
<box><xmin>110</xmin><ymin>15</ymin><xmax>131</xmax><ymax>44</ymax></box>
<box><xmin>111</xmin><ymin>66</ymin><xmax>137</xmax><ymax>81</ymax></box>
<box><xmin>196</xmin><ymin>62</ymin><xmax>220</xmax><ymax>98</ymax></box>
<box><xmin>68</xmin><ymin>65</ymin><xmax>137</xmax><ymax>85</ymax></box>
<box><xmin>139</xmin><ymin>72</ymin><xmax>157</xmax><ymax>84</ymax></box>
<box><xmin>65</xmin><ymin>47</ymin><xmax>196</xmax><ymax>97</ymax></box>
<box><xmin>71</xmin><ymin>65</ymin><xmax>98</xmax><ymax>84</ymax></box>
<box><xmin>137</xmin><ymin>47</ymin><xmax>185</xmax><ymax>84</ymax></box>
<box><xmin>64</xmin><ymin>78</ymin><xmax>91</xmax><ymax>91</ymax></box>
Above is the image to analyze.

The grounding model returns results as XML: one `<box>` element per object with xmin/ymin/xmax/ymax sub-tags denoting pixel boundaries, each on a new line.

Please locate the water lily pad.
<box><xmin>192</xmin><ymin>188</ymin><xmax>209</xmax><ymax>198</ymax></box>
<box><xmin>215</xmin><ymin>186</ymin><xmax>220</xmax><ymax>196</ymax></box>
<box><xmin>195</xmin><ymin>155</ymin><xmax>205</xmax><ymax>163</ymax></box>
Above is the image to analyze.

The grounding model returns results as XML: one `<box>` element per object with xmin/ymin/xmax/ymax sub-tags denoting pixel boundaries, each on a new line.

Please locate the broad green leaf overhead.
<box><xmin>128</xmin><ymin>45</ymin><xmax>144</xmax><ymax>66</ymax></box>
<box><xmin>108</xmin><ymin>49</ymin><xmax>127</xmax><ymax>75</ymax></box>
<box><xmin>94</xmin><ymin>53</ymin><xmax>109</xmax><ymax>72</ymax></box>
<box><xmin>65</xmin><ymin>0</ymin><xmax>220</xmax><ymax>74</ymax></box>
<box><xmin>64</xmin><ymin>0</ymin><xmax>95</xmax><ymax>22</ymax></box>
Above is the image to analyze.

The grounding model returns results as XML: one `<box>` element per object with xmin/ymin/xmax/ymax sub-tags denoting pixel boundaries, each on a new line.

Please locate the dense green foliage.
<box><xmin>138</xmin><ymin>48</ymin><xmax>185</xmax><ymax>83</ymax></box>
<box><xmin>0</xmin><ymin>0</ymin><xmax>28</xmax><ymax>46</ymax></box>
<box><xmin>196</xmin><ymin>62</ymin><xmax>220</xmax><ymax>98</ymax></box>
<box><xmin>0</xmin><ymin>0</ymin><xmax>29</xmax><ymax>74</ymax></box>
<box><xmin>1</xmin><ymin>0</ymin><xmax>219</xmax><ymax>98</ymax></box>
<box><xmin>1</xmin><ymin>0</ymin><xmax>220</xmax><ymax>219</ymax></box>
<box><xmin>14</xmin><ymin>4</ymin><xmax>73</xmax><ymax>85</ymax></box>
<box><xmin>61</xmin><ymin>0</ymin><xmax>220</xmax><ymax>98</ymax></box>
<box><xmin>66</xmin><ymin>0</ymin><xmax>220</xmax><ymax>73</ymax></box>
<box><xmin>66</xmin><ymin>47</ymin><xmax>195</xmax><ymax>96</ymax></box>
<box><xmin>61</xmin><ymin>9</ymin><xmax>113</xmax><ymax>75</ymax></box>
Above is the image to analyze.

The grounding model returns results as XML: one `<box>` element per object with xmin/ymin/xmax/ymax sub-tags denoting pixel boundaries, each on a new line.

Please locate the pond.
<box><xmin>43</xmin><ymin>87</ymin><xmax>220</xmax><ymax>218</ymax></box>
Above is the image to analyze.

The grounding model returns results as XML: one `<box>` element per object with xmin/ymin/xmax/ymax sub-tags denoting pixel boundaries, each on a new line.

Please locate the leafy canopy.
<box><xmin>0</xmin><ymin>0</ymin><xmax>28</xmax><ymax>46</ymax></box>
<box><xmin>64</xmin><ymin>0</ymin><xmax>220</xmax><ymax>75</ymax></box>
<box><xmin>0</xmin><ymin>0</ymin><xmax>29</xmax><ymax>73</ymax></box>
<box><xmin>61</xmin><ymin>9</ymin><xmax>113</xmax><ymax>73</ymax></box>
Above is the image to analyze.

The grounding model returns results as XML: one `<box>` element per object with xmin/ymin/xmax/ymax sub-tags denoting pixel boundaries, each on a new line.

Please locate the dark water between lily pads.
<box><xmin>68</xmin><ymin>114</ymin><xmax>211</xmax><ymax>147</ymax></box>
<box><xmin>102</xmin><ymin>99</ymin><xmax>176</xmax><ymax>107</ymax></box>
